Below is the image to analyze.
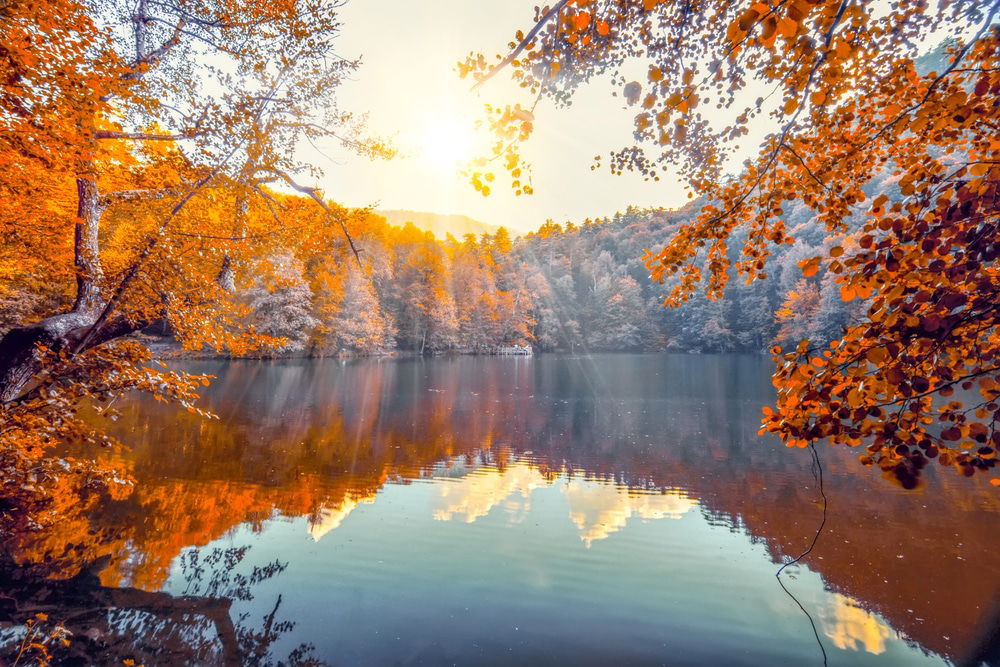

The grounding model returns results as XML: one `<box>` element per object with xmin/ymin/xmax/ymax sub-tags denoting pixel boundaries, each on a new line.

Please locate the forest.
<box><xmin>30</xmin><ymin>192</ymin><xmax>878</xmax><ymax>359</ymax></box>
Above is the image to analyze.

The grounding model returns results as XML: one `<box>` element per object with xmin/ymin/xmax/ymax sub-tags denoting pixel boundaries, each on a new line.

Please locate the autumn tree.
<box><xmin>387</xmin><ymin>231</ymin><xmax>461</xmax><ymax>353</ymax></box>
<box><xmin>321</xmin><ymin>260</ymin><xmax>396</xmax><ymax>354</ymax></box>
<box><xmin>466</xmin><ymin>0</ymin><xmax>1000</xmax><ymax>485</ymax></box>
<box><xmin>241</xmin><ymin>253</ymin><xmax>318</xmax><ymax>356</ymax></box>
<box><xmin>0</xmin><ymin>0</ymin><xmax>388</xmax><ymax>521</ymax></box>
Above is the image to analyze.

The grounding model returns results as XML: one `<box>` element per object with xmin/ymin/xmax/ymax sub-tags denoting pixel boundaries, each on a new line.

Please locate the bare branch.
<box><xmin>124</xmin><ymin>17</ymin><xmax>187</xmax><ymax>81</ymax></box>
<box><xmin>96</xmin><ymin>109</ymin><xmax>208</xmax><ymax>142</ymax></box>
<box><xmin>781</xmin><ymin>143</ymin><xmax>830</xmax><ymax>192</ymax></box>
<box><xmin>95</xmin><ymin>130</ymin><xmax>190</xmax><ymax>141</ymax></box>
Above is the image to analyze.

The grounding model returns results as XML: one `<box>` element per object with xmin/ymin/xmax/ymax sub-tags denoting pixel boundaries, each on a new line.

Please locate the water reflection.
<box><xmin>562</xmin><ymin>482</ymin><xmax>697</xmax><ymax>546</ymax></box>
<box><xmin>2</xmin><ymin>354</ymin><xmax>998</xmax><ymax>665</ymax></box>
<box><xmin>822</xmin><ymin>594</ymin><xmax>896</xmax><ymax>656</ymax></box>
<box><xmin>427</xmin><ymin>458</ymin><xmax>698</xmax><ymax>546</ymax></box>
<box><xmin>309</xmin><ymin>495</ymin><xmax>376</xmax><ymax>542</ymax></box>
<box><xmin>0</xmin><ymin>546</ymin><xmax>314</xmax><ymax>665</ymax></box>
<box><xmin>431</xmin><ymin>460</ymin><xmax>552</xmax><ymax>524</ymax></box>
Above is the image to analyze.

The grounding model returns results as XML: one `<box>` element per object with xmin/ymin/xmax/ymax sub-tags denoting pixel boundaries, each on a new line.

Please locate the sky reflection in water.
<box><xmin>17</xmin><ymin>354</ymin><xmax>998</xmax><ymax>665</ymax></box>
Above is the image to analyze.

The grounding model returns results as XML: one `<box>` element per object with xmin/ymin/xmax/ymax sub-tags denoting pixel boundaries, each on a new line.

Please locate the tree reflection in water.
<box><xmin>0</xmin><ymin>547</ymin><xmax>317</xmax><ymax>665</ymax></box>
<box><xmin>0</xmin><ymin>354</ymin><xmax>997</xmax><ymax>664</ymax></box>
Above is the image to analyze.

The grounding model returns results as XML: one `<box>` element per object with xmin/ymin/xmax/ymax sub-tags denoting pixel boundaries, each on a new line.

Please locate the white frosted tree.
<box><xmin>328</xmin><ymin>264</ymin><xmax>395</xmax><ymax>354</ymax></box>
<box><xmin>243</xmin><ymin>254</ymin><xmax>318</xmax><ymax>355</ymax></box>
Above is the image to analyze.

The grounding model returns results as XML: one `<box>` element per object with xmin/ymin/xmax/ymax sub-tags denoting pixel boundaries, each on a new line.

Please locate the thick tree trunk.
<box><xmin>0</xmin><ymin>313</ymin><xmax>145</xmax><ymax>402</ymax></box>
<box><xmin>0</xmin><ymin>176</ymin><xmax>115</xmax><ymax>403</ymax></box>
<box><xmin>0</xmin><ymin>312</ymin><xmax>93</xmax><ymax>402</ymax></box>
<box><xmin>0</xmin><ymin>169</ymin><xmax>163</xmax><ymax>402</ymax></box>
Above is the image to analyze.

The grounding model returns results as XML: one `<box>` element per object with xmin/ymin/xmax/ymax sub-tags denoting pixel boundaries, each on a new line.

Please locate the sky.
<box><xmin>309</xmin><ymin>1</ymin><xmax>690</xmax><ymax>233</ymax></box>
<box><xmin>309</xmin><ymin>1</ymin><xmax>956</xmax><ymax>234</ymax></box>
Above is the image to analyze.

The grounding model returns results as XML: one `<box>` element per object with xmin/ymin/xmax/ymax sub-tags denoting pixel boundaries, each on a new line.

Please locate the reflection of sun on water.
<box><xmin>416</xmin><ymin>114</ymin><xmax>479</xmax><ymax>174</ymax></box>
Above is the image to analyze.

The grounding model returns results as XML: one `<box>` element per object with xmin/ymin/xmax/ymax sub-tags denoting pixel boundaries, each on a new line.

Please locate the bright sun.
<box><xmin>417</xmin><ymin>115</ymin><xmax>478</xmax><ymax>174</ymax></box>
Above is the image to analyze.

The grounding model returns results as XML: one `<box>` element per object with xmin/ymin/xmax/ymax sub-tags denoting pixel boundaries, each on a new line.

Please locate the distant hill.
<box><xmin>378</xmin><ymin>210</ymin><xmax>499</xmax><ymax>239</ymax></box>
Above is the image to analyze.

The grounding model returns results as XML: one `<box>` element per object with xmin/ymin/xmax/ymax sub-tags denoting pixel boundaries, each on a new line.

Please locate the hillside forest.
<box><xmin>0</xmin><ymin>194</ymin><xmax>874</xmax><ymax>358</ymax></box>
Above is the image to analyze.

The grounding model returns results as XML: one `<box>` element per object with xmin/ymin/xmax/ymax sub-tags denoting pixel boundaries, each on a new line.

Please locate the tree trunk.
<box><xmin>0</xmin><ymin>166</ymin><xmax>168</xmax><ymax>403</ymax></box>
<box><xmin>73</xmin><ymin>178</ymin><xmax>105</xmax><ymax>312</ymax></box>
<box><xmin>0</xmin><ymin>313</ymin><xmax>146</xmax><ymax>402</ymax></box>
<box><xmin>215</xmin><ymin>190</ymin><xmax>247</xmax><ymax>293</ymax></box>
<box><xmin>0</xmin><ymin>176</ymin><xmax>111</xmax><ymax>402</ymax></box>
<box><xmin>216</xmin><ymin>255</ymin><xmax>236</xmax><ymax>292</ymax></box>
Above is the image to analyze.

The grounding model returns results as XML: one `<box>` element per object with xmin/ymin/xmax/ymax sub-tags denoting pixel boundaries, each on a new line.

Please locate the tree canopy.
<box><xmin>0</xmin><ymin>0</ymin><xmax>389</xmax><ymax>528</ymax></box>
<box><xmin>463</xmin><ymin>0</ymin><xmax>1000</xmax><ymax>487</ymax></box>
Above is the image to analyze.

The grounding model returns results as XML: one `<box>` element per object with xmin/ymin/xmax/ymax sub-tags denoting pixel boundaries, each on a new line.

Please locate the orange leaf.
<box><xmin>760</xmin><ymin>17</ymin><xmax>778</xmax><ymax>48</ymax></box>
<box><xmin>799</xmin><ymin>257</ymin><xmax>820</xmax><ymax>277</ymax></box>
<box><xmin>777</xmin><ymin>16</ymin><xmax>797</xmax><ymax>38</ymax></box>
<box><xmin>866</xmin><ymin>347</ymin><xmax>888</xmax><ymax>364</ymax></box>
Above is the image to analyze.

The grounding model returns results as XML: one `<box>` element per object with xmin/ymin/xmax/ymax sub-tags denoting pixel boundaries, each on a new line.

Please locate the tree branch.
<box><xmin>71</xmin><ymin>71</ymin><xmax>293</xmax><ymax>354</ymax></box>
<box><xmin>861</xmin><ymin>0</ymin><xmax>1000</xmax><ymax>149</ymax></box>
<box><xmin>100</xmin><ymin>188</ymin><xmax>179</xmax><ymax>207</ymax></box>
<box><xmin>95</xmin><ymin>130</ymin><xmax>190</xmax><ymax>141</ymax></box>
<box><xmin>124</xmin><ymin>16</ymin><xmax>188</xmax><ymax>81</ymax></box>
<box><xmin>274</xmin><ymin>170</ymin><xmax>363</xmax><ymax>266</ymax></box>
<box><xmin>472</xmin><ymin>0</ymin><xmax>571</xmax><ymax>90</ymax></box>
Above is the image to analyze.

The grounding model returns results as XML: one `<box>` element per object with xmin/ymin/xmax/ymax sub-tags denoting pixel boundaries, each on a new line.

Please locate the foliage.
<box><xmin>0</xmin><ymin>0</ymin><xmax>389</xmax><ymax>536</ymax></box>
<box><xmin>241</xmin><ymin>253</ymin><xmax>318</xmax><ymax>355</ymax></box>
<box><xmin>242</xmin><ymin>209</ymin><xmax>666</xmax><ymax>355</ymax></box>
<box><xmin>464</xmin><ymin>0</ymin><xmax>1000</xmax><ymax>486</ymax></box>
<box><xmin>8</xmin><ymin>613</ymin><xmax>71</xmax><ymax>667</ymax></box>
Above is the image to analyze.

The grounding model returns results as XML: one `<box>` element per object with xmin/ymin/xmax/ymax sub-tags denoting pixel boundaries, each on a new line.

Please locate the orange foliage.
<box><xmin>466</xmin><ymin>0</ymin><xmax>1000</xmax><ymax>485</ymax></box>
<box><xmin>0</xmin><ymin>0</ymin><xmax>391</xmax><ymax>534</ymax></box>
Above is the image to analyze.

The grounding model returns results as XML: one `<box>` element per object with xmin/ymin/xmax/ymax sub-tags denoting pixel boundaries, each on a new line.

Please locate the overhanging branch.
<box><xmin>100</xmin><ymin>188</ymin><xmax>179</xmax><ymax>206</ymax></box>
<box><xmin>472</xmin><ymin>0</ymin><xmax>571</xmax><ymax>90</ymax></box>
<box><xmin>275</xmin><ymin>171</ymin><xmax>363</xmax><ymax>266</ymax></box>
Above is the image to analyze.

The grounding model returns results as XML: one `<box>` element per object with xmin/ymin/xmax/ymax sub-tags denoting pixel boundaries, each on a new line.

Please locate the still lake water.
<box><xmin>25</xmin><ymin>354</ymin><xmax>1000</xmax><ymax>664</ymax></box>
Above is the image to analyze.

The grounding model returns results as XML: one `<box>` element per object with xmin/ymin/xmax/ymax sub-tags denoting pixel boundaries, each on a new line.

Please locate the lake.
<box><xmin>3</xmin><ymin>354</ymin><xmax>998</xmax><ymax>665</ymax></box>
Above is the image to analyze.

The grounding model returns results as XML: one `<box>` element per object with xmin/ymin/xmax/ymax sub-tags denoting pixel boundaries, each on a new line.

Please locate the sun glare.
<box><xmin>417</xmin><ymin>115</ymin><xmax>478</xmax><ymax>174</ymax></box>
